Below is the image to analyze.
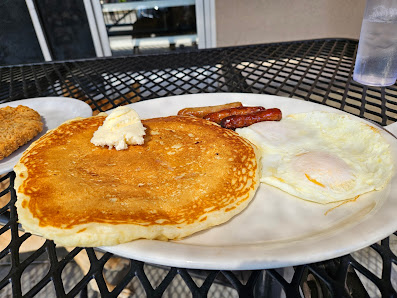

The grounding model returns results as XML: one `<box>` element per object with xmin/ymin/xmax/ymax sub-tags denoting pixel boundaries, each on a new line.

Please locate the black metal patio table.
<box><xmin>0</xmin><ymin>38</ymin><xmax>396</xmax><ymax>297</ymax></box>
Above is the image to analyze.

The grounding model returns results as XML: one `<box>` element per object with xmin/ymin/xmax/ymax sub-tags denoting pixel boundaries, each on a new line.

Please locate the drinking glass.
<box><xmin>353</xmin><ymin>0</ymin><xmax>397</xmax><ymax>86</ymax></box>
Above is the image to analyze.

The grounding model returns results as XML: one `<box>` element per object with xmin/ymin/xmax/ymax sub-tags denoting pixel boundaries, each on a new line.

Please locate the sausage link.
<box><xmin>177</xmin><ymin>102</ymin><xmax>243</xmax><ymax>118</ymax></box>
<box><xmin>203</xmin><ymin>106</ymin><xmax>266</xmax><ymax>124</ymax></box>
<box><xmin>220</xmin><ymin>108</ymin><xmax>282</xmax><ymax>129</ymax></box>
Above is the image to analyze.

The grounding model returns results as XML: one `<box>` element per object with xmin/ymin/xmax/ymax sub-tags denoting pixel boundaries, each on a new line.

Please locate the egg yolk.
<box><xmin>292</xmin><ymin>151</ymin><xmax>354</xmax><ymax>190</ymax></box>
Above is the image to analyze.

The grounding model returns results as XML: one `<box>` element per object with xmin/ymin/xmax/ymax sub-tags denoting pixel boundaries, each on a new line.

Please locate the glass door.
<box><xmin>26</xmin><ymin>0</ymin><xmax>215</xmax><ymax>61</ymax></box>
<box><xmin>100</xmin><ymin>0</ymin><xmax>216</xmax><ymax>55</ymax></box>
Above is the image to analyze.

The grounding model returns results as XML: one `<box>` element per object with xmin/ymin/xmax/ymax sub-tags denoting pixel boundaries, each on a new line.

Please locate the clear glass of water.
<box><xmin>353</xmin><ymin>0</ymin><xmax>397</xmax><ymax>87</ymax></box>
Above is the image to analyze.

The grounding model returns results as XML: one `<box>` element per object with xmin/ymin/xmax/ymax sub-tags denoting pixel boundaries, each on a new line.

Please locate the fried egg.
<box><xmin>236</xmin><ymin>111</ymin><xmax>394</xmax><ymax>204</ymax></box>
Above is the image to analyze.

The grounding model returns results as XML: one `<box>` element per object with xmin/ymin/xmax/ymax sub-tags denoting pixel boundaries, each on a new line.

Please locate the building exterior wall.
<box><xmin>215</xmin><ymin>0</ymin><xmax>365</xmax><ymax>47</ymax></box>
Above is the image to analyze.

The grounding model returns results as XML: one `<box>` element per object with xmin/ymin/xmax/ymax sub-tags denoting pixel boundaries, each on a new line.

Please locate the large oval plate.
<box><xmin>101</xmin><ymin>93</ymin><xmax>397</xmax><ymax>270</ymax></box>
<box><xmin>0</xmin><ymin>97</ymin><xmax>92</xmax><ymax>175</ymax></box>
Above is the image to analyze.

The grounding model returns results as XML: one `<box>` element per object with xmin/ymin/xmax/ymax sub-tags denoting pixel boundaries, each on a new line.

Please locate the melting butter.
<box><xmin>91</xmin><ymin>106</ymin><xmax>146</xmax><ymax>150</ymax></box>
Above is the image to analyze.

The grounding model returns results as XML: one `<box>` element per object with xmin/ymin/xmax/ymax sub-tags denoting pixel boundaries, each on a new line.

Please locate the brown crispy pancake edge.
<box><xmin>14</xmin><ymin>115</ymin><xmax>261</xmax><ymax>247</ymax></box>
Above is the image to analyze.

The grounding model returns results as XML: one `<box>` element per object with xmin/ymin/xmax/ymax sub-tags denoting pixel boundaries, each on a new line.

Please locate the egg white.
<box><xmin>236</xmin><ymin>112</ymin><xmax>394</xmax><ymax>204</ymax></box>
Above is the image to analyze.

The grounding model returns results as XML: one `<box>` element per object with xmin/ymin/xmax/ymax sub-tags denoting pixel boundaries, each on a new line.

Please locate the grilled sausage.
<box><xmin>203</xmin><ymin>106</ymin><xmax>266</xmax><ymax>124</ymax></box>
<box><xmin>220</xmin><ymin>108</ymin><xmax>282</xmax><ymax>129</ymax></box>
<box><xmin>177</xmin><ymin>102</ymin><xmax>243</xmax><ymax>118</ymax></box>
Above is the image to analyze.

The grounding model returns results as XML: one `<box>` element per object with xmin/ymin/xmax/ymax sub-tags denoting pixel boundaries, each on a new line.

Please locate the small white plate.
<box><xmin>101</xmin><ymin>93</ymin><xmax>397</xmax><ymax>270</ymax></box>
<box><xmin>0</xmin><ymin>97</ymin><xmax>92</xmax><ymax>175</ymax></box>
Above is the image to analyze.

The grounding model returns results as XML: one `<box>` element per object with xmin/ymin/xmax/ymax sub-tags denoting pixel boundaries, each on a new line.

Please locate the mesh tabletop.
<box><xmin>0</xmin><ymin>38</ymin><xmax>396</xmax><ymax>297</ymax></box>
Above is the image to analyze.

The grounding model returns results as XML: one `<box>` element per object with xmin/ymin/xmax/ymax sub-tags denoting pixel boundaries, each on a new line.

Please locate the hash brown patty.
<box><xmin>0</xmin><ymin>105</ymin><xmax>43</xmax><ymax>160</ymax></box>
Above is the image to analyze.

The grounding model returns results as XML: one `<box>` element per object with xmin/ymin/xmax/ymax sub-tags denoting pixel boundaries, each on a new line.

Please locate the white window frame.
<box><xmin>195</xmin><ymin>0</ymin><xmax>216</xmax><ymax>48</ymax></box>
<box><xmin>26</xmin><ymin>0</ymin><xmax>52</xmax><ymax>61</ymax></box>
<box><xmin>26</xmin><ymin>0</ymin><xmax>112</xmax><ymax>60</ymax></box>
<box><xmin>83</xmin><ymin>0</ymin><xmax>112</xmax><ymax>57</ymax></box>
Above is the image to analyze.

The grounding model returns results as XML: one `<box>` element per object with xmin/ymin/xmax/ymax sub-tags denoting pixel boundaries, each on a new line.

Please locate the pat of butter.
<box><xmin>91</xmin><ymin>106</ymin><xmax>146</xmax><ymax>150</ymax></box>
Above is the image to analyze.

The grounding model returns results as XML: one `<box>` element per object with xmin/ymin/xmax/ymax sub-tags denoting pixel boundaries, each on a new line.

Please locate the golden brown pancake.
<box><xmin>14</xmin><ymin>115</ymin><xmax>261</xmax><ymax>247</ymax></box>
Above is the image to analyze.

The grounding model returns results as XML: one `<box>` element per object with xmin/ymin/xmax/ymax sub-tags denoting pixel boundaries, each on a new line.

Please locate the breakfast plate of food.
<box><xmin>13</xmin><ymin>93</ymin><xmax>397</xmax><ymax>270</ymax></box>
<box><xmin>0</xmin><ymin>97</ymin><xmax>92</xmax><ymax>175</ymax></box>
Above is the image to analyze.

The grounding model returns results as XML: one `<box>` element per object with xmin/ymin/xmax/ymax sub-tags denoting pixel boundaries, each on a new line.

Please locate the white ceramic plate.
<box><xmin>0</xmin><ymin>97</ymin><xmax>92</xmax><ymax>175</ymax></box>
<box><xmin>101</xmin><ymin>93</ymin><xmax>397</xmax><ymax>270</ymax></box>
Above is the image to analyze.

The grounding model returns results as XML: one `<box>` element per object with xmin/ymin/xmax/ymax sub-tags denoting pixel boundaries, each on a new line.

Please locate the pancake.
<box><xmin>14</xmin><ymin>115</ymin><xmax>260</xmax><ymax>247</ymax></box>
